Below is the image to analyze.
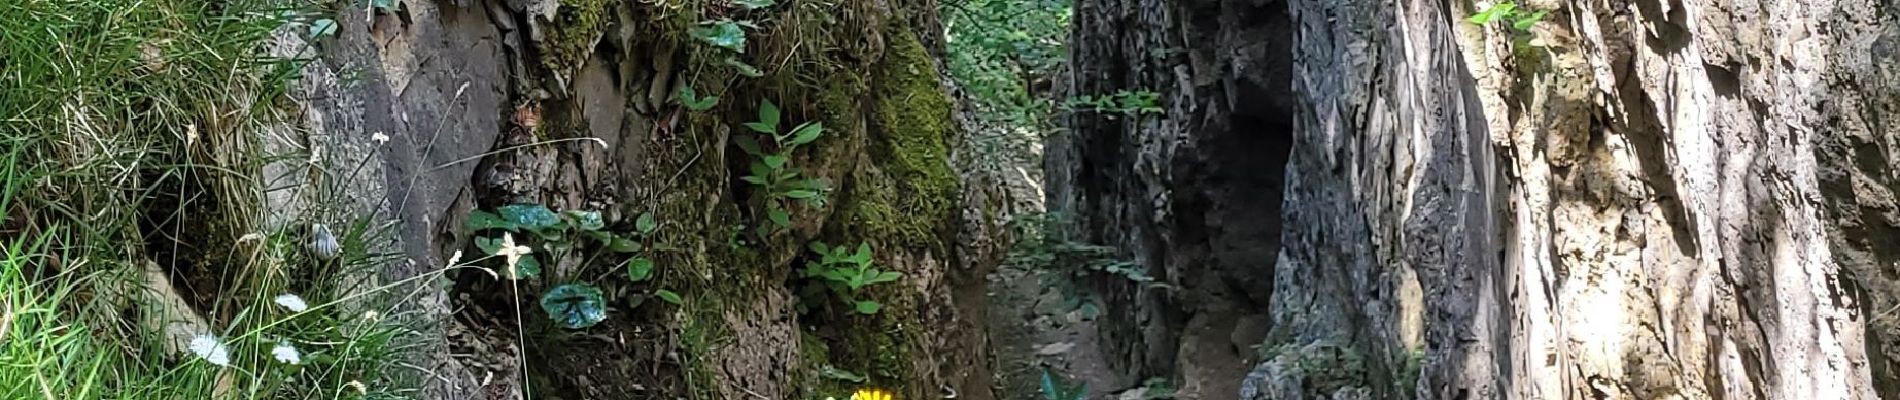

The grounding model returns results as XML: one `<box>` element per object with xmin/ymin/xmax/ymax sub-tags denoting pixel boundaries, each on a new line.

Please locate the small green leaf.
<box><xmin>678</xmin><ymin>86</ymin><xmax>719</xmax><ymax>111</ymax></box>
<box><xmin>655</xmin><ymin>289</ymin><xmax>684</xmax><ymax>305</ymax></box>
<box><xmin>1513</xmin><ymin>10</ymin><xmax>1548</xmax><ymax>30</ymax></box>
<box><xmin>733</xmin><ymin>0</ymin><xmax>775</xmax><ymax>9</ymax></box>
<box><xmin>475</xmin><ymin>236</ymin><xmax>502</xmax><ymax>255</ymax></box>
<box><xmin>744</xmin><ymin>122</ymin><xmax>777</xmax><ymax>134</ymax></box>
<box><xmin>564</xmin><ymin>210</ymin><xmax>604</xmax><ymax>231</ymax></box>
<box><xmin>768</xmin><ymin>208</ymin><xmax>791</xmax><ymax>227</ymax></box>
<box><xmin>868</xmin><ymin>271</ymin><xmax>902</xmax><ymax>284</ymax></box>
<box><xmin>626</xmin><ymin>257</ymin><xmax>655</xmax><ymax>282</ymax></box>
<box><xmin>788</xmin><ymin>122</ymin><xmax>823</xmax><ymax>145</ymax></box>
<box><xmin>636</xmin><ymin>212</ymin><xmax>658</xmax><ymax>234</ymax></box>
<box><xmin>853</xmin><ymin>300</ymin><xmax>881</xmax><ymax>314</ymax></box>
<box><xmin>763</xmin><ymin>155</ymin><xmax>788</xmax><ymax>169</ymax></box>
<box><xmin>741</xmin><ymin>175</ymin><xmax>769</xmax><ymax>185</ymax></box>
<box><xmin>309</xmin><ymin>19</ymin><xmax>338</xmax><ymax>38</ymax></box>
<box><xmin>1468</xmin><ymin>2</ymin><xmax>1515</xmax><ymax>25</ymax></box>
<box><xmin>540</xmin><ymin>284</ymin><xmax>607</xmax><ymax>329</ymax></box>
<box><xmin>466</xmin><ymin>210</ymin><xmax>518</xmax><ymax>231</ymax></box>
<box><xmin>498</xmin><ymin>204</ymin><xmax>561</xmax><ymax>231</ymax></box>
<box><xmin>819</xmin><ymin>365</ymin><xmax>867</xmax><ymax>382</ymax></box>
<box><xmin>807</xmin><ymin>241</ymin><xmax>830</xmax><ymax>256</ymax></box>
<box><xmin>690</xmin><ymin>21</ymin><xmax>747</xmax><ymax>52</ymax></box>
<box><xmin>608</xmin><ymin>236</ymin><xmax>644</xmax><ymax>253</ymax></box>
<box><xmin>724</xmin><ymin>57</ymin><xmax>764</xmax><ymax>77</ymax></box>
<box><xmin>785</xmin><ymin>190</ymin><xmax>819</xmax><ymax>199</ymax></box>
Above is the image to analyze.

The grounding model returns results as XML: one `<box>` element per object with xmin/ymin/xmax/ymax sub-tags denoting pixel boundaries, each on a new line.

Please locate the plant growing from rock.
<box><xmin>737</xmin><ymin>99</ymin><xmax>830</xmax><ymax>236</ymax></box>
<box><xmin>1467</xmin><ymin>1</ymin><xmax>1547</xmax><ymax>31</ymax></box>
<box><xmin>688</xmin><ymin>0</ymin><xmax>776</xmax><ymax>77</ymax></box>
<box><xmin>465</xmin><ymin>204</ymin><xmax>672</xmax><ymax>329</ymax></box>
<box><xmin>1064</xmin><ymin>89</ymin><xmax>1163</xmax><ymax>116</ymax></box>
<box><xmin>800</xmin><ymin>241</ymin><xmax>901</xmax><ymax>315</ymax></box>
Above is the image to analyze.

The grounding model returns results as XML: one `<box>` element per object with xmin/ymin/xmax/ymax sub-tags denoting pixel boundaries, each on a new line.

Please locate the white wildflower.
<box><xmin>271</xmin><ymin>342</ymin><xmax>302</xmax><ymax>365</ymax></box>
<box><xmin>371</xmin><ymin>131</ymin><xmax>390</xmax><ymax>144</ymax></box>
<box><xmin>188</xmin><ymin>334</ymin><xmax>231</xmax><ymax>367</ymax></box>
<box><xmin>345</xmin><ymin>380</ymin><xmax>368</xmax><ymax>394</ymax></box>
<box><xmin>273</xmin><ymin>293</ymin><xmax>309</xmax><ymax>312</ymax></box>
<box><xmin>362</xmin><ymin>310</ymin><xmax>380</xmax><ymax>322</ymax></box>
<box><xmin>496</xmin><ymin>233</ymin><xmax>532</xmax><ymax>272</ymax></box>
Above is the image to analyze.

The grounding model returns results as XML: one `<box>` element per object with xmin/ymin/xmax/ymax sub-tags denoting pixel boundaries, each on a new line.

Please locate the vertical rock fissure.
<box><xmin>1049</xmin><ymin>0</ymin><xmax>1296</xmax><ymax>396</ymax></box>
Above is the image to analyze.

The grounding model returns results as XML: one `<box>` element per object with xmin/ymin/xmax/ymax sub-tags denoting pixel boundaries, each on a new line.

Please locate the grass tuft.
<box><xmin>0</xmin><ymin>0</ymin><xmax>434</xmax><ymax>398</ymax></box>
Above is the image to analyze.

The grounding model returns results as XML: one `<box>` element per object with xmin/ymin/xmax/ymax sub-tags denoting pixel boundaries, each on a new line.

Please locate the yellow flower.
<box><xmin>851</xmin><ymin>389</ymin><xmax>893</xmax><ymax>400</ymax></box>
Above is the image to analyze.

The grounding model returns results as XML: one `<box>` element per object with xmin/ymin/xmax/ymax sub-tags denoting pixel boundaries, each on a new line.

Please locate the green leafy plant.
<box><xmin>799</xmin><ymin>241</ymin><xmax>901</xmax><ymax>314</ymax></box>
<box><xmin>466</xmin><ymin>205</ymin><xmax>674</xmax><ymax>328</ymax></box>
<box><xmin>689</xmin><ymin>18</ymin><xmax>767</xmax><ymax>76</ymax></box>
<box><xmin>690</xmin><ymin>19</ymin><xmax>749</xmax><ymax>52</ymax></box>
<box><xmin>1139</xmin><ymin>377</ymin><xmax>1177</xmax><ymax>399</ymax></box>
<box><xmin>736</xmin><ymin>99</ymin><xmax>830</xmax><ymax>236</ymax></box>
<box><xmin>678</xmin><ymin>85</ymin><xmax>720</xmax><ymax>111</ymax></box>
<box><xmin>1039</xmin><ymin>368</ymin><xmax>1088</xmax><ymax>400</ymax></box>
<box><xmin>1468</xmin><ymin>1</ymin><xmax>1547</xmax><ymax>31</ymax></box>
<box><xmin>1065</xmin><ymin>90</ymin><xmax>1164</xmax><ymax>116</ymax></box>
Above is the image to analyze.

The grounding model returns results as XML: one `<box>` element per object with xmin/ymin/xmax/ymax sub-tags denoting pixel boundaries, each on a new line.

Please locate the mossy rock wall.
<box><xmin>267</xmin><ymin>0</ymin><xmax>1005</xmax><ymax>398</ymax></box>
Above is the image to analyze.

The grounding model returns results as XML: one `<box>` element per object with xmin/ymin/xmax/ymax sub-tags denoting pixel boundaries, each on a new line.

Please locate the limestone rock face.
<box><xmin>266</xmin><ymin>0</ymin><xmax>1001</xmax><ymax>398</ymax></box>
<box><xmin>1059</xmin><ymin>0</ymin><xmax>1900</xmax><ymax>398</ymax></box>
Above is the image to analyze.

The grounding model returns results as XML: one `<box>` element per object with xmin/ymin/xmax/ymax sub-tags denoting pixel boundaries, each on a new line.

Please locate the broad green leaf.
<box><xmin>564</xmin><ymin>210</ymin><xmax>604</xmax><ymax>231</ymax></box>
<box><xmin>498</xmin><ymin>204</ymin><xmax>561</xmax><ymax>231</ymax></box>
<box><xmin>690</xmin><ymin>21</ymin><xmax>747</xmax><ymax>52</ymax></box>
<box><xmin>807</xmin><ymin>241</ymin><xmax>829</xmax><ymax>256</ymax></box>
<box><xmin>744</xmin><ymin>122</ymin><xmax>777</xmax><ymax>134</ymax></box>
<box><xmin>788</xmin><ymin>122</ymin><xmax>823</xmax><ymax>145</ymax></box>
<box><xmin>608</xmin><ymin>236</ymin><xmax>644</xmax><ymax>253</ymax></box>
<box><xmin>853</xmin><ymin>243</ymin><xmax>873</xmax><ymax>263</ymax></box>
<box><xmin>540</xmin><ymin>284</ymin><xmax>607</xmax><ymax>329</ymax></box>
<box><xmin>741</xmin><ymin>175</ymin><xmax>769</xmax><ymax>185</ymax></box>
<box><xmin>309</xmin><ymin>19</ymin><xmax>338</xmax><ymax>38</ymax></box>
<box><xmin>853</xmin><ymin>300</ymin><xmax>881</xmax><ymax>314</ymax></box>
<box><xmin>466</xmin><ymin>210</ymin><xmax>518</xmax><ymax>231</ymax></box>
<box><xmin>655</xmin><ymin>289</ymin><xmax>684</xmax><ymax>305</ymax></box>
<box><xmin>636</xmin><ymin>212</ymin><xmax>658</xmax><ymax>234</ymax></box>
<box><xmin>626</xmin><ymin>257</ymin><xmax>655</xmax><ymax>281</ymax></box>
<box><xmin>757</xmin><ymin>99</ymin><xmax>781</xmax><ymax>128</ymax></box>
<box><xmin>763</xmin><ymin>155</ymin><xmax>788</xmax><ymax>170</ymax></box>
<box><xmin>768</xmin><ymin>208</ymin><xmax>791</xmax><ymax>227</ymax></box>
<box><xmin>733</xmin><ymin>0</ymin><xmax>775</xmax><ymax>9</ymax></box>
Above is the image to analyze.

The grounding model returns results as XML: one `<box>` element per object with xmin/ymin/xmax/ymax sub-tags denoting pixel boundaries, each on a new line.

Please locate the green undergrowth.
<box><xmin>0</xmin><ymin>0</ymin><xmax>431</xmax><ymax>397</ymax></box>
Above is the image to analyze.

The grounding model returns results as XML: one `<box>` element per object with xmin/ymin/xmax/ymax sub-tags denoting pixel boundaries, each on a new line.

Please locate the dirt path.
<box><xmin>986</xmin><ymin>263</ymin><xmax>1121</xmax><ymax>399</ymax></box>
